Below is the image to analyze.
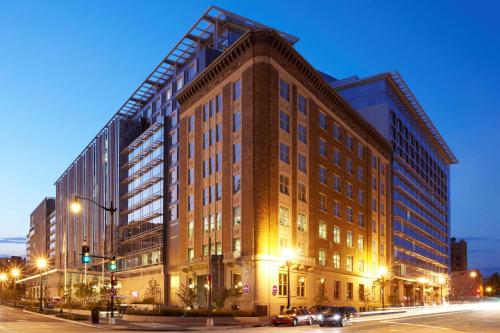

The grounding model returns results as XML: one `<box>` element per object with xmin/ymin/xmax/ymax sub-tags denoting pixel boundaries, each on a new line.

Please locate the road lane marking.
<box><xmin>381</xmin><ymin>320</ymin><xmax>449</xmax><ymax>330</ymax></box>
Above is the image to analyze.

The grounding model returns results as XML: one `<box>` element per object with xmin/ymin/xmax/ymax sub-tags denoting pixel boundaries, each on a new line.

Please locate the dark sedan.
<box><xmin>317</xmin><ymin>306</ymin><xmax>359</xmax><ymax>327</ymax></box>
<box><xmin>271</xmin><ymin>308</ymin><xmax>314</xmax><ymax>326</ymax></box>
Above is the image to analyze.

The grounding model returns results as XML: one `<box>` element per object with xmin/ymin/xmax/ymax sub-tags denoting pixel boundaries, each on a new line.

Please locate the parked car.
<box><xmin>308</xmin><ymin>304</ymin><xmax>330</xmax><ymax>323</ymax></box>
<box><xmin>317</xmin><ymin>306</ymin><xmax>359</xmax><ymax>327</ymax></box>
<box><xmin>271</xmin><ymin>308</ymin><xmax>315</xmax><ymax>326</ymax></box>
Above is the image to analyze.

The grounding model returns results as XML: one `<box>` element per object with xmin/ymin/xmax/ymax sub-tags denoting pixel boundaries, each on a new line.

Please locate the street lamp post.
<box><xmin>418</xmin><ymin>278</ymin><xmax>428</xmax><ymax>306</ymax></box>
<box><xmin>10</xmin><ymin>268</ymin><xmax>20</xmax><ymax>306</ymax></box>
<box><xmin>0</xmin><ymin>272</ymin><xmax>7</xmax><ymax>305</ymax></box>
<box><xmin>36</xmin><ymin>258</ymin><xmax>48</xmax><ymax>312</ymax></box>
<box><xmin>71</xmin><ymin>196</ymin><xmax>117</xmax><ymax>323</ymax></box>
<box><xmin>282</xmin><ymin>249</ymin><xmax>295</xmax><ymax>309</ymax></box>
<box><xmin>438</xmin><ymin>275</ymin><xmax>446</xmax><ymax>305</ymax></box>
<box><xmin>377</xmin><ymin>266</ymin><xmax>388</xmax><ymax>309</ymax></box>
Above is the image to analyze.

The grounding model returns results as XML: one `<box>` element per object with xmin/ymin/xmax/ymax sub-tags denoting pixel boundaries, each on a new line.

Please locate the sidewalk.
<box><xmin>24</xmin><ymin>309</ymin><xmax>264</xmax><ymax>331</ymax></box>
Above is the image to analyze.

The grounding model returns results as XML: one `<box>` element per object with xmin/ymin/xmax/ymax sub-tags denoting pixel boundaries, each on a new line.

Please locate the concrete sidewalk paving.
<box><xmin>24</xmin><ymin>309</ymin><xmax>263</xmax><ymax>331</ymax></box>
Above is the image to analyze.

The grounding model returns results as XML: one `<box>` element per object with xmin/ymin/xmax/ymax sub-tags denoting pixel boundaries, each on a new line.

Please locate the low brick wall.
<box><xmin>122</xmin><ymin>314</ymin><xmax>263</xmax><ymax>325</ymax></box>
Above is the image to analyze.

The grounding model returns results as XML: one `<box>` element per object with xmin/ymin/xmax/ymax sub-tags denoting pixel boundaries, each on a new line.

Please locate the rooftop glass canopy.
<box><xmin>117</xmin><ymin>5</ymin><xmax>299</xmax><ymax>118</ymax></box>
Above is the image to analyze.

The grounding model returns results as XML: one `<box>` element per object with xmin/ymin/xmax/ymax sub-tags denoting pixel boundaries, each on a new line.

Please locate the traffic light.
<box><xmin>109</xmin><ymin>257</ymin><xmax>117</xmax><ymax>271</ymax></box>
<box><xmin>82</xmin><ymin>245</ymin><xmax>91</xmax><ymax>264</ymax></box>
<box><xmin>111</xmin><ymin>275</ymin><xmax>118</xmax><ymax>286</ymax></box>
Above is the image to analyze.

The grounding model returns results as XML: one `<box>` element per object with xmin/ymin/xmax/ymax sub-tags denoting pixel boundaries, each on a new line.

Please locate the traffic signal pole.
<box><xmin>110</xmin><ymin>203</ymin><xmax>115</xmax><ymax>323</ymax></box>
<box><xmin>73</xmin><ymin>196</ymin><xmax>117</xmax><ymax>325</ymax></box>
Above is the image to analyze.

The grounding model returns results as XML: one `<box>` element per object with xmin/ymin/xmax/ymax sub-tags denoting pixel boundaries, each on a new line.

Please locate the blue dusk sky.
<box><xmin>0</xmin><ymin>1</ymin><xmax>499</xmax><ymax>274</ymax></box>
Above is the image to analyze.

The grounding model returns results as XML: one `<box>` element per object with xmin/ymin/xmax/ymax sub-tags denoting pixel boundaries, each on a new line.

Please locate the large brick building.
<box><xmin>37</xmin><ymin>6</ymin><xmax>402</xmax><ymax>315</ymax></box>
<box><xmin>172</xmin><ymin>30</ymin><xmax>391</xmax><ymax>314</ymax></box>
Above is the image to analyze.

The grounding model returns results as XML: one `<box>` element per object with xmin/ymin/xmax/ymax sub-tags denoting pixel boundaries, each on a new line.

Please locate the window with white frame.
<box><xmin>319</xmin><ymin>221</ymin><xmax>327</xmax><ymax>239</ymax></box>
<box><xmin>333</xmin><ymin>225</ymin><xmax>341</xmax><ymax>243</ymax></box>
<box><xmin>347</xmin><ymin>231</ymin><xmax>353</xmax><ymax>247</ymax></box>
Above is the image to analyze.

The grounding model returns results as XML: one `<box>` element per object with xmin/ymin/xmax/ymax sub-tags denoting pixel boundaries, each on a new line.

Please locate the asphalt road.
<box><xmin>1</xmin><ymin>304</ymin><xmax>500</xmax><ymax>332</ymax></box>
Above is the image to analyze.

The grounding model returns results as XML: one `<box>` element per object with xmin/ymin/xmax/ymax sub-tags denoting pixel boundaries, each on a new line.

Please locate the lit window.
<box><xmin>319</xmin><ymin>221</ymin><xmax>327</xmax><ymax>239</ymax></box>
<box><xmin>346</xmin><ymin>256</ymin><xmax>353</xmax><ymax>272</ymax></box>
<box><xmin>333</xmin><ymin>252</ymin><xmax>340</xmax><ymax>269</ymax></box>
<box><xmin>347</xmin><ymin>231</ymin><xmax>353</xmax><ymax>247</ymax></box>
<box><xmin>233</xmin><ymin>206</ymin><xmax>241</xmax><ymax>226</ymax></box>
<box><xmin>298</xmin><ymin>182</ymin><xmax>307</xmax><ymax>202</ymax></box>
<box><xmin>333</xmin><ymin>226</ymin><xmax>341</xmax><ymax>243</ymax></box>
<box><xmin>358</xmin><ymin>235</ymin><xmax>365</xmax><ymax>251</ymax></box>
<box><xmin>297</xmin><ymin>276</ymin><xmax>305</xmax><ymax>297</ymax></box>
<box><xmin>318</xmin><ymin>249</ymin><xmax>326</xmax><ymax>266</ymax></box>
<box><xmin>279</xmin><ymin>206</ymin><xmax>290</xmax><ymax>226</ymax></box>
<box><xmin>297</xmin><ymin>213</ymin><xmax>307</xmax><ymax>232</ymax></box>
<box><xmin>278</xmin><ymin>273</ymin><xmax>288</xmax><ymax>296</ymax></box>
<box><xmin>188</xmin><ymin>220</ymin><xmax>194</xmax><ymax>238</ymax></box>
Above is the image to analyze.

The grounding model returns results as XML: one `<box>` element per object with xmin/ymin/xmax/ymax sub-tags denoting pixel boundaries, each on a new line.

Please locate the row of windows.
<box><xmin>278</xmin><ymin>79</ymin><xmax>308</xmax><ymax>117</ymax></box>
<box><xmin>317</xmin><ymin>193</ymin><xmax>385</xmax><ymax>218</ymax></box>
<box><xmin>279</xmin><ymin>110</ymin><xmax>308</xmax><ymax>145</ymax></box>
<box><xmin>187</xmin><ymin>238</ymin><xmax>241</xmax><ymax>261</ymax></box>
<box><xmin>276</xmin><ymin>274</ymin><xmax>373</xmax><ymax>302</ymax></box>
<box><xmin>187</xmin><ymin>207</ymin><xmax>241</xmax><ymax>241</ymax></box>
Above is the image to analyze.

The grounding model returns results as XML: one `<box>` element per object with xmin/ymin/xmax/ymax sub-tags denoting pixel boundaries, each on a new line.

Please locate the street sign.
<box><xmin>242</xmin><ymin>284</ymin><xmax>250</xmax><ymax>294</ymax></box>
<box><xmin>272</xmin><ymin>284</ymin><xmax>278</xmax><ymax>296</ymax></box>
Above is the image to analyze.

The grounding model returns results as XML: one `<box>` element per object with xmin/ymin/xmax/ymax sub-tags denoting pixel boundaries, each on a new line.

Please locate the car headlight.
<box><xmin>333</xmin><ymin>314</ymin><xmax>341</xmax><ymax>321</ymax></box>
<box><xmin>317</xmin><ymin>314</ymin><xmax>323</xmax><ymax>321</ymax></box>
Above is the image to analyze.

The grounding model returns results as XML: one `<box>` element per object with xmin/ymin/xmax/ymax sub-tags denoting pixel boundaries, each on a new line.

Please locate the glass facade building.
<box><xmin>332</xmin><ymin>72</ymin><xmax>457</xmax><ymax>304</ymax></box>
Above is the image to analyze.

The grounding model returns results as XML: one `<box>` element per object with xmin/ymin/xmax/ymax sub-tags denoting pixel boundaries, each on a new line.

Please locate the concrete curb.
<box><xmin>22</xmin><ymin>309</ymin><xmax>100</xmax><ymax>328</ymax></box>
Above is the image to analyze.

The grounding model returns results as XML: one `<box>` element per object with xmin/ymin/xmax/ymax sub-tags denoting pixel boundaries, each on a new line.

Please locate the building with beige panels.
<box><xmin>35</xmin><ymin>7</ymin><xmax>394</xmax><ymax>315</ymax></box>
